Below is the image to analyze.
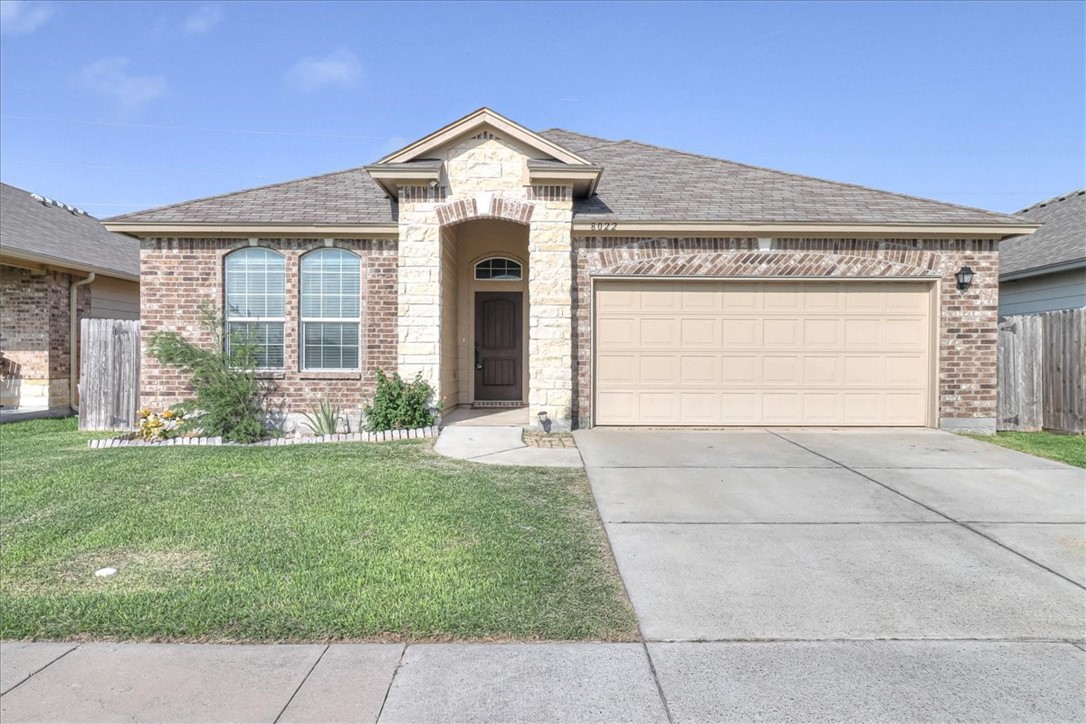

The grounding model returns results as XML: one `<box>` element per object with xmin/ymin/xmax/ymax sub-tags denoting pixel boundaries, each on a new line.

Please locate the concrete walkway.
<box><xmin>433</xmin><ymin>425</ymin><xmax>583</xmax><ymax>467</ymax></box>
<box><xmin>2</xmin><ymin>639</ymin><xmax>1082</xmax><ymax>723</ymax></box>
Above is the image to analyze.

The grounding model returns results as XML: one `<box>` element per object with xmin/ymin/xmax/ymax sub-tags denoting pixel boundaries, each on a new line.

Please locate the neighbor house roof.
<box><xmin>106</xmin><ymin>114</ymin><xmax>1031</xmax><ymax>234</ymax></box>
<box><xmin>999</xmin><ymin>190</ymin><xmax>1086</xmax><ymax>280</ymax></box>
<box><xmin>0</xmin><ymin>182</ymin><xmax>139</xmax><ymax>280</ymax></box>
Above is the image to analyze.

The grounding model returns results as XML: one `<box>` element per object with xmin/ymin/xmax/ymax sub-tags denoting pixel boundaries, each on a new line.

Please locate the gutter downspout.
<box><xmin>69</xmin><ymin>273</ymin><xmax>95</xmax><ymax>412</ymax></box>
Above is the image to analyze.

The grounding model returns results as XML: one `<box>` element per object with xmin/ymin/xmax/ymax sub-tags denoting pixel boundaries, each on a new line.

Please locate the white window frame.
<box><xmin>300</xmin><ymin>248</ymin><xmax>362</xmax><ymax>372</ymax></box>
<box><xmin>224</xmin><ymin>248</ymin><xmax>285</xmax><ymax>370</ymax></box>
<box><xmin>474</xmin><ymin>256</ymin><xmax>523</xmax><ymax>281</ymax></box>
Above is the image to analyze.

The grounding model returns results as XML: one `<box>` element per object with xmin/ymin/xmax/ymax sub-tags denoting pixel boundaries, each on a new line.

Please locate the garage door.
<box><xmin>594</xmin><ymin>280</ymin><xmax>933</xmax><ymax>426</ymax></box>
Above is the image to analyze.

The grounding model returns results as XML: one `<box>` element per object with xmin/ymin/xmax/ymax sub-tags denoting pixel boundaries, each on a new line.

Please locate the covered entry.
<box><xmin>593</xmin><ymin>279</ymin><xmax>935</xmax><ymax>426</ymax></box>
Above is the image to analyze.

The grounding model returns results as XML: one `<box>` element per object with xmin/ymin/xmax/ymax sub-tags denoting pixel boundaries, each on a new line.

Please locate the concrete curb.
<box><xmin>87</xmin><ymin>426</ymin><xmax>439</xmax><ymax>450</ymax></box>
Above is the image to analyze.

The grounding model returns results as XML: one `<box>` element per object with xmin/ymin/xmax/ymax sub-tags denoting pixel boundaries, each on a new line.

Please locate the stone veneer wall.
<box><xmin>572</xmin><ymin>237</ymin><xmax>999</xmax><ymax>429</ymax></box>
<box><xmin>396</xmin><ymin>134</ymin><xmax>575</xmax><ymax>427</ymax></box>
<box><xmin>139</xmin><ymin>238</ymin><xmax>397</xmax><ymax>416</ymax></box>
<box><xmin>0</xmin><ymin>265</ymin><xmax>91</xmax><ymax>409</ymax></box>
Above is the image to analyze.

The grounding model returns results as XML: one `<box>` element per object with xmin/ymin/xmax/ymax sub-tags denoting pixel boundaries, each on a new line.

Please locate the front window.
<box><xmin>301</xmin><ymin>248</ymin><xmax>361</xmax><ymax>370</ymax></box>
<box><xmin>224</xmin><ymin>248</ymin><xmax>285</xmax><ymax>369</ymax></box>
<box><xmin>474</xmin><ymin>257</ymin><xmax>522</xmax><ymax>281</ymax></box>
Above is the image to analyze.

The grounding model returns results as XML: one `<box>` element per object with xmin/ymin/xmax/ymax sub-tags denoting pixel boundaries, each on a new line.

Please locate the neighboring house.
<box><xmin>999</xmin><ymin>190</ymin><xmax>1085</xmax><ymax>316</ymax></box>
<box><xmin>0</xmin><ymin>182</ymin><xmax>140</xmax><ymax>413</ymax></box>
<box><xmin>104</xmin><ymin>108</ymin><xmax>1036</xmax><ymax>432</ymax></box>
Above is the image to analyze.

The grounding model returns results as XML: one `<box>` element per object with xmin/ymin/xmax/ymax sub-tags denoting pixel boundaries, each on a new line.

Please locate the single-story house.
<box><xmin>104</xmin><ymin>108</ymin><xmax>1036</xmax><ymax>432</ymax></box>
<box><xmin>998</xmin><ymin>189</ymin><xmax>1085</xmax><ymax>316</ymax></box>
<box><xmin>1</xmin><ymin>181</ymin><xmax>140</xmax><ymax>414</ymax></box>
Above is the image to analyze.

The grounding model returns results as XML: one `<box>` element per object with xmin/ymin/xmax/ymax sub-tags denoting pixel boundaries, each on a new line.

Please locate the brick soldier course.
<box><xmin>106</xmin><ymin>108</ymin><xmax>1032</xmax><ymax>432</ymax></box>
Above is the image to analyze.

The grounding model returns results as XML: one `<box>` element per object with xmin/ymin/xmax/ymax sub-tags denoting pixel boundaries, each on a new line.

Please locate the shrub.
<box><xmin>300</xmin><ymin>399</ymin><xmax>343</xmax><ymax>436</ymax></box>
<box><xmin>363</xmin><ymin>369</ymin><xmax>439</xmax><ymax>432</ymax></box>
<box><xmin>146</xmin><ymin>303</ymin><xmax>267</xmax><ymax>443</ymax></box>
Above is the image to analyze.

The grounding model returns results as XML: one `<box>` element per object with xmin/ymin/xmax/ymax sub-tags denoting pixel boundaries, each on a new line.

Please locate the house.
<box><xmin>0</xmin><ymin>182</ymin><xmax>140</xmax><ymax>414</ymax></box>
<box><xmin>998</xmin><ymin>190</ymin><xmax>1085</xmax><ymax>316</ymax></box>
<box><xmin>104</xmin><ymin>108</ymin><xmax>1036</xmax><ymax>433</ymax></box>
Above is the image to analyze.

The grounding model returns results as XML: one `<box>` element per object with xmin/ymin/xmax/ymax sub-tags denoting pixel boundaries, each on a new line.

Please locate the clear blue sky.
<box><xmin>1</xmin><ymin>0</ymin><xmax>1083</xmax><ymax>219</ymax></box>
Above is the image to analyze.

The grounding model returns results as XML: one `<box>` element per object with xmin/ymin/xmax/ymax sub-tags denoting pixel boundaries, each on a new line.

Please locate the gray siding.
<box><xmin>89</xmin><ymin>276</ymin><xmax>140</xmax><ymax>320</ymax></box>
<box><xmin>999</xmin><ymin>267</ymin><xmax>1086</xmax><ymax>316</ymax></box>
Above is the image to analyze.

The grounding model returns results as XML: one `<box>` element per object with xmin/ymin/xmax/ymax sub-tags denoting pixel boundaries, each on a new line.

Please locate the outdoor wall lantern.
<box><xmin>955</xmin><ymin>266</ymin><xmax>975</xmax><ymax>291</ymax></box>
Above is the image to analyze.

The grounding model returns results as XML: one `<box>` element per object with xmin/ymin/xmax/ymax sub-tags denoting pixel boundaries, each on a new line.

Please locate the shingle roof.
<box><xmin>538</xmin><ymin>130</ymin><xmax>1024</xmax><ymax>226</ymax></box>
<box><xmin>999</xmin><ymin>190</ymin><xmax>1086</xmax><ymax>277</ymax></box>
<box><xmin>0</xmin><ymin>182</ymin><xmax>139</xmax><ymax>278</ymax></box>
<box><xmin>109</xmin><ymin>124</ymin><xmax>1025</xmax><ymax>228</ymax></box>
<box><xmin>108</xmin><ymin>166</ymin><xmax>396</xmax><ymax>225</ymax></box>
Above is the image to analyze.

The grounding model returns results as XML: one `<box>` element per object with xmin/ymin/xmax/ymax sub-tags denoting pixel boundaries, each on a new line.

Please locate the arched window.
<box><xmin>225</xmin><ymin>248</ymin><xmax>285</xmax><ymax>369</ymax></box>
<box><xmin>474</xmin><ymin>257</ymin><xmax>522</xmax><ymax>281</ymax></box>
<box><xmin>301</xmin><ymin>248</ymin><xmax>361</xmax><ymax>370</ymax></box>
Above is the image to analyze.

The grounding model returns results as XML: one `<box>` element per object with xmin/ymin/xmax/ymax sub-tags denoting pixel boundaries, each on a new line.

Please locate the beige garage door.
<box><xmin>594</xmin><ymin>280</ymin><xmax>933</xmax><ymax>426</ymax></box>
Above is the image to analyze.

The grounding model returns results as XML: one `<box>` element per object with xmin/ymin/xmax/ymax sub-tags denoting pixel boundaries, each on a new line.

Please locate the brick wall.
<box><xmin>571</xmin><ymin>237</ymin><xmax>999</xmax><ymax>428</ymax></box>
<box><xmin>0</xmin><ymin>264</ymin><xmax>91</xmax><ymax>409</ymax></box>
<box><xmin>139</xmin><ymin>238</ymin><xmax>398</xmax><ymax>418</ymax></box>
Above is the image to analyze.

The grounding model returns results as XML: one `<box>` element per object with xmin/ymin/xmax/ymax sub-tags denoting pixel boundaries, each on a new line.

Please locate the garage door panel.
<box><xmin>594</xmin><ymin>280</ymin><xmax>932</xmax><ymax>426</ymax></box>
<box><xmin>639</xmin><ymin>355</ymin><xmax>678</xmax><ymax>384</ymax></box>
<box><xmin>681</xmin><ymin>356</ymin><xmax>719</xmax><ymax>384</ymax></box>
<box><xmin>680</xmin><ymin>317</ymin><xmax>719</xmax><ymax>346</ymax></box>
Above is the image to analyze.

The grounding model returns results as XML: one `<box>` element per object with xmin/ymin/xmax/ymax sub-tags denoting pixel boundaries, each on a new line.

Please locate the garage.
<box><xmin>593</xmin><ymin>279</ymin><xmax>935</xmax><ymax>426</ymax></box>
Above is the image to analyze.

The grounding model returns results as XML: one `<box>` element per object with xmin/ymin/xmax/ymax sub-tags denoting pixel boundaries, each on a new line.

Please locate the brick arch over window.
<box><xmin>595</xmin><ymin>251</ymin><xmax>940</xmax><ymax>279</ymax></box>
<box><xmin>435</xmin><ymin>195</ymin><xmax>534</xmax><ymax>227</ymax></box>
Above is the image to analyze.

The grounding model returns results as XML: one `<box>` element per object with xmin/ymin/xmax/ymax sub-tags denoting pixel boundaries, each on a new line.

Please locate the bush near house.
<box><xmin>364</xmin><ymin>369</ymin><xmax>439</xmax><ymax>432</ymax></box>
<box><xmin>146</xmin><ymin>303</ymin><xmax>267</xmax><ymax>443</ymax></box>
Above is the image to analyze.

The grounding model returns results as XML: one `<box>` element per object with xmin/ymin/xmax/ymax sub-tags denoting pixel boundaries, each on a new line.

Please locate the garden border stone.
<box><xmin>87</xmin><ymin>426</ymin><xmax>439</xmax><ymax>450</ymax></box>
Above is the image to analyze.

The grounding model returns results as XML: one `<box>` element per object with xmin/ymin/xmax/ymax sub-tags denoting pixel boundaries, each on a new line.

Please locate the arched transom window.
<box><xmin>301</xmin><ymin>248</ymin><xmax>361</xmax><ymax>370</ymax></box>
<box><xmin>225</xmin><ymin>248</ymin><xmax>285</xmax><ymax>369</ymax></box>
<box><xmin>474</xmin><ymin>257</ymin><xmax>522</xmax><ymax>281</ymax></box>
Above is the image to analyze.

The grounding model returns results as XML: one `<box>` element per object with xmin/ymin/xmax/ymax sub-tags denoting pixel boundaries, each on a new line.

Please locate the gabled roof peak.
<box><xmin>375</xmin><ymin>107</ymin><xmax>595</xmax><ymax>167</ymax></box>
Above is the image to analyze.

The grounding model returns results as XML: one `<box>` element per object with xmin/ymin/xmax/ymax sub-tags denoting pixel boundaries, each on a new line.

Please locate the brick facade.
<box><xmin>138</xmin><ymin>238</ymin><xmax>398</xmax><ymax>421</ymax></box>
<box><xmin>571</xmin><ymin>237</ymin><xmax>999</xmax><ymax>428</ymax></box>
<box><xmin>0</xmin><ymin>264</ymin><xmax>91</xmax><ymax>409</ymax></box>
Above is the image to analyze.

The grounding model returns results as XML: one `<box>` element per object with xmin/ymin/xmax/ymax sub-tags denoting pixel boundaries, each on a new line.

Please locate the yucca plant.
<box><xmin>300</xmin><ymin>399</ymin><xmax>343</xmax><ymax>436</ymax></box>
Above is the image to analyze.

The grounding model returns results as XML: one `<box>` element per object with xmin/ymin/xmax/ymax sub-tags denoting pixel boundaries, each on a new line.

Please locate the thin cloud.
<box><xmin>183</xmin><ymin>4</ymin><xmax>221</xmax><ymax>34</ymax></box>
<box><xmin>79</xmin><ymin>58</ymin><xmax>167</xmax><ymax>115</ymax></box>
<box><xmin>0</xmin><ymin>0</ymin><xmax>55</xmax><ymax>35</ymax></box>
<box><xmin>284</xmin><ymin>49</ymin><xmax>362</xmax><ymax>93</ymax></box>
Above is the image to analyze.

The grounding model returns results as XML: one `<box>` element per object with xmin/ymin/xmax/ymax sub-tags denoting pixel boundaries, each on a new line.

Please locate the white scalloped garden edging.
<box><xmin>88</xmin><ymin>426</ymin><xmax>440</xmax><ymax>450</ymax></box>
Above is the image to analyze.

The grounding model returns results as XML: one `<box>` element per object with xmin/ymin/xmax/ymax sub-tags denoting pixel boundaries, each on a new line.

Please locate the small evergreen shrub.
<box><xmin>300</xmin><ymin>399</ymin><xmax>343</xmax><ymax>436</ymax></box>
<box><xmin>364</xmin><ymin>369</ymin><xmax>439</xmax><ymax>432</ymax></box>
<box><xmin>147</xmin><ymin>303</ymin><xmax>267</xmax><ymax>443</ymax></box>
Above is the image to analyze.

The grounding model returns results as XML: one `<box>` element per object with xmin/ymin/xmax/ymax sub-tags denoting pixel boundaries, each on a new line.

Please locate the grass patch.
<box><xmin>966</xmin><ymin>431</ymin><xmax>1086</xmax><ymax>468</ymax></box>
<box><xmin>0</xmin><ymin>418</ymin><xmax>637</xmax><ymax>642</ymax></box>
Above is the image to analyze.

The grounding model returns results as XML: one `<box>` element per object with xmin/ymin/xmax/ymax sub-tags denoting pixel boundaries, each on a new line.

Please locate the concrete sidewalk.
<box><xmin>3</xmin><ymin>640</ymin><xmax>1083</xmax><ymax>723</ymax></box>
<box><xmin>433</xmin><ymin>425</ymin><xmax>582</xmax><ymax>467</ymax></box>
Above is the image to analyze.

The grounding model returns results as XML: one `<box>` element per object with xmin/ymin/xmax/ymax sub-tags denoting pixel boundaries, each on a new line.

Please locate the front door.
<box><xmin>474</xmin><ymin>291</ymin><xmax>523</xmax><ymax>401</ymax></box>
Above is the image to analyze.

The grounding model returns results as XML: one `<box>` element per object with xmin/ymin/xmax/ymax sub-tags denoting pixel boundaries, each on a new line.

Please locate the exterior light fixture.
<box><xmin>955</xmin><ymin>266</ymin><xmax>975</xmax><ymax>291</ymax></box>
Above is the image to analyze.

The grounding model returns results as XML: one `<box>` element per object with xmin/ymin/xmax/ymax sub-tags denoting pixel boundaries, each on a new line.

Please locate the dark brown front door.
<box><xmin>474</xmin><ymin>292</ymin><xmax>522</xmax><ymax>401</ymax></box>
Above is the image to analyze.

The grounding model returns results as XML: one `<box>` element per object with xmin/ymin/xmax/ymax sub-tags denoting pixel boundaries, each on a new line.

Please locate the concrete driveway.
<box><xmin>575</xmin><ymin>427</ymin><xmax>1086</xmax><ymax>720</ymax></box>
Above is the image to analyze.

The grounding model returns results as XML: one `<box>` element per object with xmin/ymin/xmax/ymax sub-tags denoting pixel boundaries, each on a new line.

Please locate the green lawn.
<box><xmin>0</xmin><ymin>418</ymin><xmax>637</xmax><ymax>643</ymax></box>
<box><xmin>968</xmin><ymin>431</ymin><xmax>1086</xmax><ymax>468</ymax></box>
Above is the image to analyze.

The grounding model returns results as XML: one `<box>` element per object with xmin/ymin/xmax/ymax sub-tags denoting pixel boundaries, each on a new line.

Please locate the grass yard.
<box><xmin>0</xmin><ymin>418</ymin><xmax>637</xmax><ymax>643</ymax></box>
<box><xmin>968</xmin><ymin>431</ymin><xmax>1086</xmax><ymax>468</ymax></box>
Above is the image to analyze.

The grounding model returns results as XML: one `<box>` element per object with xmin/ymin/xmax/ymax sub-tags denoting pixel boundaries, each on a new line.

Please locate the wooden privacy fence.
<box><xmin>998</xmin><ymin>308</ymin><xmax>1085</xmax><ymax>433</ymax></box>
<box><xmin>79</xmin><ymin>318</ymin><xmax>140</xmax><ymax>431</ymax></box>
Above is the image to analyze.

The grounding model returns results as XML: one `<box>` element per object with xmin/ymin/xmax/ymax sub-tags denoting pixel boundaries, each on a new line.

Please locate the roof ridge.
<box><xmin>608</xmin><ymin>138</ymin><xmax>1023</xmax><ymax>223</ymax></box>
<box><xmin>538</xmin><ymin>127</ymin><xmax>617</xmax><ymax>146</ymax></box>
<box><xmin>105</xmin><ymin>164</ymin><xmax>374</xmax><ymax>222</ymax></box>
<box><xmin>1017</xmin><ymin>188</ymin><xmax>1086</xmax><ymax>215</ymax></box>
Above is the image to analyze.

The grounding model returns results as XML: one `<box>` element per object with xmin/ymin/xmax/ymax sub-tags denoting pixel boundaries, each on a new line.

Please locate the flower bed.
<box><xmin>88</xmin><ymin>426</ymin><xmax>440</xmax><ymax>449</ymax></box>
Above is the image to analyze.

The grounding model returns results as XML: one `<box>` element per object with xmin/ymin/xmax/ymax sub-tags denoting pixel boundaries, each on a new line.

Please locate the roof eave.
<box><xmin>363</xmin><ymin>165</ymin><xmax>443</xmax><ymax>199</ymax></box>
<box><xmin>571</xmin><ymin>219</ymin><xmax>1040</xmax><ymax>239</ymax></box>
<box><xmin>1000</xmin><ymin>257</ymin><xmax>1086</xmax><ymax>282</ymax></box>
<box><xmin>527</xmin><ymin>166</ymin><xmax>603</xmax><ymax>197</ymax></box>
<box><xmin>0</xmin><ymin>247</ymin><xmax>139</xmax><ymax>282</ymax></box>
<box><xmin>101</xmin><ymin>222</ymin><xmax>400</xmax><ymax>238</ymax></box>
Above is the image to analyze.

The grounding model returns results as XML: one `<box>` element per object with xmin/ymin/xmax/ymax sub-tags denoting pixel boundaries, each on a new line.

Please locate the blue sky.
<box><xmin>1</xmin><ymin>0</ymin><xmax>1082</xmax><ymax>219</ymax></box>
